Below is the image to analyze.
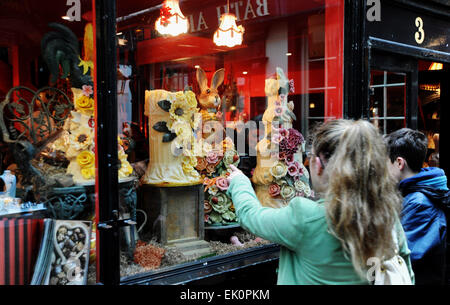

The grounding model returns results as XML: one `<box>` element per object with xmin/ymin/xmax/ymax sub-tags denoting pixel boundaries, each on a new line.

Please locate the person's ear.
<box><xmin>314</xmin><ymin>156</ymin><xmax>323</xmax><ymax>176</ymax></box>
<box><xmin>396</xmin><ymin>157</ymin><xmax>406</xmax><ymax>171</ymax></box>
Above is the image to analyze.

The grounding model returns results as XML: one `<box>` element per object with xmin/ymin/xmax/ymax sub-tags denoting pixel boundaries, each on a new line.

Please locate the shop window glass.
<box><xmin>369</xmin><ymin>71</ymin><xmax>406</xmax><ymax>134</ymax></box>
<box><xmin>116</xmin><ymin>0</ymin><xmax>344</xmax><ymax>279</ymax></box>
<box><xmin>1</xmin><ymin>0</ymin><xmax>99</xmax><ymax>285</ymax></box>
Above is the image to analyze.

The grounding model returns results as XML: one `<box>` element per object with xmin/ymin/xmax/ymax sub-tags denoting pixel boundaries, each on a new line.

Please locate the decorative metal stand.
<box><xmin>118</xmin><ymin>177</ymin><xmax>139</xmax><ymax>257</ymax></box>
<box><xmin>44</xmin><ymin>178</ymin><xmax>139</xmax><ymax>255</ymax></box>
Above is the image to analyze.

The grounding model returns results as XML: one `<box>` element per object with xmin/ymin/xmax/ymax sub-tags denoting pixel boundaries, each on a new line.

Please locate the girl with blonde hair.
<box><xmin>226</xmin><ymin>119</ymin><xmax>414</xmax><ymax>284</ymax></box>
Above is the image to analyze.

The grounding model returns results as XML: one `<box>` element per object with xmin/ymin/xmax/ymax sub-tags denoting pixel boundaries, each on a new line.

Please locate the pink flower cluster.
<box><xmin>287</xmin><ymin>161</ymin><xmax>303</xmax><ymax>177</ymax></box>
<box><xmin>277</xmin><ymin>128</ymin><xmax>304</xmax><ymax>160</ymax></box>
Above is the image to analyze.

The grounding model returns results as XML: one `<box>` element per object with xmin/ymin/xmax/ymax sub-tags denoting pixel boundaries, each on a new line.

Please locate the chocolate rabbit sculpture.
<box><xmin>196</xmin><ymin>67</ymin><xmax>225</xmax><ymax>143</ymax></box>
<box><xmin>196</xmin><ymin>67</ymin><xmax>225</xmax><ymax>115</ymax></box>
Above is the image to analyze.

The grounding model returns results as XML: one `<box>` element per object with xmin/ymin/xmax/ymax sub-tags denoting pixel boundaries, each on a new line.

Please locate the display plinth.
<box><xmin>139</xmin><ymin>184</ymin><xmax>211</xmax><ymax>258</ymax></box>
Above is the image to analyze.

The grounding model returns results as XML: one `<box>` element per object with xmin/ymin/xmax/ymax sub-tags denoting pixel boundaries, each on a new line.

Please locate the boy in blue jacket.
<box><xmin>385</xmin><ymin>128</ymin><xmax>448</xmax><ymax>285</ymax></box>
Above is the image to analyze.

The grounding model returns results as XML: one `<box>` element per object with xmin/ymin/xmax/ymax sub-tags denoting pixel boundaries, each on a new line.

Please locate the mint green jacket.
<box><xmin>227</xmin><ymin>174</ymin><xmax>415</xmax><ymax>285</ymax></box>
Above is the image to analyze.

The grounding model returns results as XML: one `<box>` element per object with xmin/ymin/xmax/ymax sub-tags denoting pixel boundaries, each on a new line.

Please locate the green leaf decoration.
<box><xmin>157</xmin><ymin>100</ymin><xmax>172</xmax><ymax>112</ymax></box>
<box><xmin>278</xmin><ymin>87</ymin><xmax>288</xmax><ymax>96</ymax></box>
<box><xmin>209</xmin><ymin>211</ymin><xmax>223</xmax><ymax>224</ymax></box>
<box><xmin>162</xmin><ymin>132</ymin><xmax>177</xmax><ymax>143</ymax></box>
<box><xmin>286</xmin><ymin>177</ymin><xmax>295</xmax><ymax>187</ymax></box>
<box><xmin>222</xmin><ymin>211</ymin><xmax>236</xmax><ymax>222</ymax></box>
<box><xmin>152</xmin><ymin>121</ymin><xmax>170</xmax><ymax>133</ymax></box>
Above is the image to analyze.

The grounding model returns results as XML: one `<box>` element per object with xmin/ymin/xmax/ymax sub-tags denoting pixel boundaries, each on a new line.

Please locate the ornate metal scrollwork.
<box><xmin>44</xmin><ymin>186</ymin><xmax>92</xmax><ymax>220</ymax></box>
<box><xmin>0</xmin><ymin>86</ymin><xmax>73</xmax><ymax>145</ymax></box>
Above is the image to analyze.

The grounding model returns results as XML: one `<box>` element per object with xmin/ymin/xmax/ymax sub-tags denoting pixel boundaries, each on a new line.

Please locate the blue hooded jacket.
<box><xmin>399</xmin><ymin>167</ymin><xmax>448</xmax><ymax>285</ymax></box>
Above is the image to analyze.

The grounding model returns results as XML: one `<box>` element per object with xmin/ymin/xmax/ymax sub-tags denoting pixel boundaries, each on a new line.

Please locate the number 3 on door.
<box><xmin>415</xmin><ymin>17</ymin><xmax>425</xmax><ymax>44</ymax></box>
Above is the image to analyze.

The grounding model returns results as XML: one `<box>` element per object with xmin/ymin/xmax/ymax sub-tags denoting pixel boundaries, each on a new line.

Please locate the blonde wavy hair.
<box><xmin>311</xmin><ymin>119</ymin><xmax>403</xmax><ymax>278</ymax></box>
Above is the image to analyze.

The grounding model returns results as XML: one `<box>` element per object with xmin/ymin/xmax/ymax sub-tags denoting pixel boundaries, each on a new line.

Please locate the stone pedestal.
<box><xmin>139</xmin><ymin>184</ymin><xmax>211</xmax><ymax>258</ymax></box>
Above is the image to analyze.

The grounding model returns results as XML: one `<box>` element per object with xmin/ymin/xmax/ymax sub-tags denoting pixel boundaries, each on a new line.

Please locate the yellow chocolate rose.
<box><xmin>119</xmin><ymin>161</ymin><xmax>133</xmax><ymax>178</ymax></box>
<box><xmin>81</xmin><ymin>167</ymin><xmax>96</xmax><ymax>180</ymax></box>
<box><xmin>77</xmin><ymin>151</ymin><xmax>95</xmax><ymax>168</ymax></box>
<box><xmin>184</xmin><ymin>91</ymin><xmax>198</xmax><ymax>109</ymax></box>
<box><xmin>75</xmin><ymin>95</ymin><xmax>95</xmax><ymax>115</ymax></box>
<box><xmin>181</xmin><ymin>155</ymin><xmax>197</xmax><ymax>174</ymax></box>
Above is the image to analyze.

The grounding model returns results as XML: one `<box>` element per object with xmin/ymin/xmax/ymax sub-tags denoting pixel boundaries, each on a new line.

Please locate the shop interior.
<box><xmin>0</xmin><ymin>0</ymin><xmax>342</xmax><ymax>283</ymax></box>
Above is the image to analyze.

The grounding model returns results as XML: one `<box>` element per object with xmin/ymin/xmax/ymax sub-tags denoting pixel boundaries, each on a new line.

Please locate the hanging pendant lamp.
<box><xmin>213</xmin><ymin>1</ymin><xmax>245</xmax><ymax>47</ymax></box>
<box><xmin>155</xmin><ymin>0</ymin><xmax>189</xmax><ymax>36</ymax></box>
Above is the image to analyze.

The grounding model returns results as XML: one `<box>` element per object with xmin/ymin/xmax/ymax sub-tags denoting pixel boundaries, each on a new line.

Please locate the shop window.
<box><xmin>369</xmin><ymin>70</ymin><xmax>407</xmax><ymax>134</ymax></box>
<box><xmin>0</xmin><ymin>0</ymin><xmax>100</xmax><ymax>285</ymax></box>
<box><xmin>116</xmin><ymin>0</ymin><xmax>344</xmax><ymax>280</ymax></box>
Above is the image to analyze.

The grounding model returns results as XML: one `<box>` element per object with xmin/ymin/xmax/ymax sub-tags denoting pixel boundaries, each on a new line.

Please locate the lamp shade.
<box><xmin>213</xmin><ymin>13</ymin><xmax>245</xmax><ymax>48</ymax></box>
<box><xmin>429</xmin><ymin>62</ymin><xmax>443</xmax><ymax>70</ymax></box>
<box><xmin>155</xmin><ymin>0</ymin><xmax>188</xmax><ymax>36</ymax></box>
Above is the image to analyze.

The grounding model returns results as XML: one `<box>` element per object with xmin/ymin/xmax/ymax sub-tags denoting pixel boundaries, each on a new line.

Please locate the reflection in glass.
<box><xmin>116</xmin><ymin>0</ymin><xmax>344</xmax><ymax>279</ymax></box>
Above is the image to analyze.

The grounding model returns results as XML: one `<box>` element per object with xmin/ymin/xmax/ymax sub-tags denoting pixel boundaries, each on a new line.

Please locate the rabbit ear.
<box><xmin>276</xmin><ymin>67</ymin><xmax>289</xmax><ymax>93</ymax></box>
<box><xmin>276</xmin><ymin>67</ymin><xmax>288</xmax><ymax>83</ymax></box>
<box><xmin>196</xmin><ymin>68</ymin><xmax>208</xmax><ymax>91</ymax></box>
<box><xmin>211</xmin><ymin>68</ymin><xmax>225</xmax><ymax>90</ymax></box>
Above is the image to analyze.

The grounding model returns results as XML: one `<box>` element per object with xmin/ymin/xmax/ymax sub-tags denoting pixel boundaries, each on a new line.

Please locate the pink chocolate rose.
<box><xmin>216</xmin><ymin>177</ymin><xmax>230</xmax><ymax>191</ymax></box>
<box><xmin>206</xmin><ymin>151</ymin><xmax>220</xmax><ymax>164</ymax></box>
<box><xmin>268</xmin><ymin>183</ymin><xmax>281</xmax><ymax>197</ymax></box>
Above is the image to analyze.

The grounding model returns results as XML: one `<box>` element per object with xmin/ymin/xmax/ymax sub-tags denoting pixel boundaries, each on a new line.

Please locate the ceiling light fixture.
<box><xmin>155</xmin><ymin>0</ymin><xmax>188</xmax><ymax>36</ymax></box>
<box><xmin>429</xmin><ymin>62</ymin><xmax>443</xmax><ymax>70</ymax></box>
<box><xmin>213</xmin><ymin>0</ymin><xmax>245</xmax><ymax>48</ymax></box>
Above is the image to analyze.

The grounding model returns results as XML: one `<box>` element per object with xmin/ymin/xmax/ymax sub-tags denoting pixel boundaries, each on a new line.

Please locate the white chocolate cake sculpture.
<box><xmin>141</xmin><ymin>89</ymin><xmax>202</xmax><ymax>187</ymax></box>
<box><xmin>251</xmin><ymin>68</ymin><xmax>312</xmax><ymax>208</ymax></box>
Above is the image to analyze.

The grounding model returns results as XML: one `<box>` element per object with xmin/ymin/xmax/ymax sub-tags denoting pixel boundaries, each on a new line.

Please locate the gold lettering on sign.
<box><xmin>244</xmin><ymin>0</ymin><xmax>257</xmax><ymax>20</ymax></box>
<box><xmin>217</xmin><ymin>5</ymin><xmax>228</xmax><ymax>25</ymax></box>
<box><xmin>189</xmin><ymin>0</ymin><xmax>270</xmax><ymax>33</ymax></box>
<box><xmin>188</xmin><ymin>12</ymin><xmax>209</xmax><ymax>33</ymax></box>
<box><xmin>255</xmin><ymin>0</ymin><xmax>269</xmax><ymax>17</ymax></box>
<box><xmin>198</xmin><ymin>12</ymin><xmax>209</xmax><ymax>31</ymax></box>
<box><xmin>415</xmin><ymin>17</ymin><xmax>425</xmax><ymax>44</ymax></box>
<box><xmin>233</xmin><ymin>1</ymin><xmax>244</xmax><ymax>21</ymax></box>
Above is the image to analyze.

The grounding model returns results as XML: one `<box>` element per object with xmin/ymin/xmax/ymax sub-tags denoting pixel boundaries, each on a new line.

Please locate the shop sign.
<box><xmin>185</xmin><ymin>0</ymin><xmax>270</xmax><ymax>33</ymax></box>
<box><xmin>366</xmin><ymin>0</ymin><xmax>450</xmax><ymax>54</ymax></box>
<box><xmin>178</xmin><ymin>0</ymin><xmax>324</xmax><ymax>34</ymax></box>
